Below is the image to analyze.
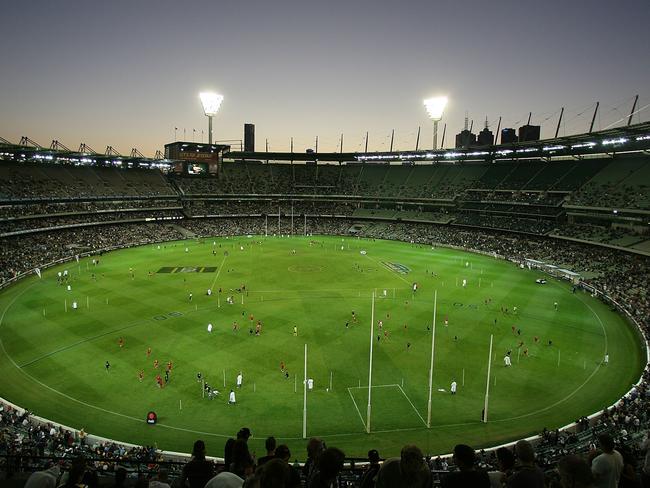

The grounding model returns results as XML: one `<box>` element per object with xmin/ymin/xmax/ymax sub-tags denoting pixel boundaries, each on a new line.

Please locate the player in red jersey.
<box><xmin>156</xmin><ymin>374</ymin><xmax>163</xmax><ymax>388</ymax></box>
<box><xmin>167</xmin><ymin>360</ymin><xmax>173</xmax><ymax>371</ymax></box>
<box><xmin>280</xmin><ymin>361</ymin><xmax>285</xmax><ymax>372</ymax></box>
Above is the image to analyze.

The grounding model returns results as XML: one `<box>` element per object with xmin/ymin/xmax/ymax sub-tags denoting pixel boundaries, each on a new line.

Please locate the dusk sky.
<box><xmin>1</xmin><ymin>0</ymin><xmax>649</xmax><ymax>156</ymax></box>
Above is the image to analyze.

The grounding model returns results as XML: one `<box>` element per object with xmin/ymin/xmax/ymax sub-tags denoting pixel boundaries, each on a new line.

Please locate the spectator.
<box><xmin>359</xmin><ymin>449</ymin><xmax>381</xmax><ymax>488</ymax></box>
<box><xmin>182</xmin><ymin>440</ymin><xmax>215</xmax><ymax>488</ymax></box>
<box><xmin>204</xmin><ymin>471</ymin><xmax>244</xmax><ymax>488</ymax></box>
<box><xmin>376</xmin><ymin>444</ymin><xmax>432</xmax><ymax>488</ymax></box>
<box><xmin>642</xmin><ymin>432</ymin><xmax>650</xmax><ymax>488</ymax></box>
<box><xmin>618</xmin><ymin>445</ymin><xmax>642</xmax><ymax>488</ymax></box>
<box><xmin>224</xmin><ymin>428</ymin><xmax>252</xmax><ymax>473</ymax></box>
<box><xmin>556</xmin><ymin>454</ymin><xmax>595</xmax><ymax>488</ymax></box>
<box><xmin>257</xmin><ymin>458</ymin><xmax>292</xmax><ymax>488</ymax></box>
<box><xmin>257</xmin><ymin>436</ymin><xmax>276</xmax><ymax>466</ymax></box>
<box><xmin>488</xmin><ymin>446</ymin><xmax>515</xmax><ymax>488</ymax></box>
<box><xmin>230</xmin><ymin>438</ymin><xmax>255</xmax><ymax>479</ymax></box>
<box><xmin>59</xmin><ymin>460</ymin><xmax>87</xmax><ymax>488</ymax></box>
<box><xmin>148</xmin><ymin>469</ymin><xmax>171</xmax><ymax>488</ymax></box>
<box><xmin>23</xmin><ymin>463</ymin><xmax>61</xmax><ymax>488</ymax></box>
<box><xmin>589</xmin><ymin>434</ymin><xmax>624</xmax><ymax>488</ymax></box>
<box><xmin>274</xmin><ymin>444</ymin><xmax>301</xmax><ymax>488</ymax></box>
<box><xmin>507</xmin><ymin>440</ymin><xmax>545</xmax><ymax>488</ymax></box>
<box><xmin>440</xmin><ymin>444</ymin><xmax>489</xmax><ymax>488</ymax></box>
<box><xmin>302</xmin><ymin>437</ymin><xmax>324</xmax><ymax>485</ymax></box>
<box><xmin>308</xmin><ymin>447</ymin><xmax>345</xmax><ymax>488</ymax></box>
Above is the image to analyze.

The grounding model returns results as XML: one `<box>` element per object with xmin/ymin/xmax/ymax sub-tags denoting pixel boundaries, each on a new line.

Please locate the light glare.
<box><xmin>199</xmin><ymin>92</ymin><xmax>224</xmax><ymax>116</ymax></box>
<box><xmin>423</xmin><ymin>96</ymin><xmax>448</xmax><ymax>120</ymax></box>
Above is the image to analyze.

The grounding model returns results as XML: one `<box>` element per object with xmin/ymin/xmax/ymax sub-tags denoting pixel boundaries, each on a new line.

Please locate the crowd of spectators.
<box><xmin>0</xmin><ymin>200</ymin><xmax>180</xmax><ymax>220</ymax></box>
<box><xmin>0</xmin><ymin>164</ymin><xmax>175</xmax><ymax>200</ymax></box>
<box><xmin>461</xmin><ymin>190</ymin><xmax>567</xmax><ymax>206</ymax></box>
<box><xmin>453</xmin><ymin>212</ymin><xmax>558</xmax><ymax>235</ymax></box>
<box><xmin>1</xmin><ymin>159</ymin><xmax>648</xmax><ymax>253</ymax></box>
<box><xmin>3</xmin><ymin>405</ymin><xmax>650</xmax><ymax>487</ymax></box>
<box><xmin>183</xmin><ymin>201</ymin><xmax>356</xmax><ymax>217</ymax></box>
<box><xmin>1</xmin><ymin>159</ymin><xmax>650</xmax><ymax>485</ymax></box>
<box><xmin>0</xmin><ymin>223</ymin><xmax>183</xmax><ymax>284</ymax></box>
<box><xmin>0</xmin><ymin>210</ymin><xmax>183</xmax><ymax>235</ymax></box>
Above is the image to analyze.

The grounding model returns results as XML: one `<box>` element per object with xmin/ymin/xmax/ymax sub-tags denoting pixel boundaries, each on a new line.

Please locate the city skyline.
<box><xmin>1</xmin><ymin>0</ymin><xmax>649</xmax><ymax>156</ymax></box>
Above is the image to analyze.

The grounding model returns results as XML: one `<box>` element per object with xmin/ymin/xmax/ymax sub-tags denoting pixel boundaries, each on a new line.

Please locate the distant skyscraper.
<box><xmin>518</xmin><ymin>124</ymin><xmax>541</xmax><ymax>142</ymax></box>
<box><xmin>244</xmin><ymin>123</ymin><xmax>255</xmax><ymax>152</ymax></box>
<box><xmin>455</xmin><ymin>113</ymin><xmax>477</xmax><ymax>149</ymax></box>
<box><xmin>501</xmin><ymin>128</ymin><xmax>517</xmax><ymax>144</ymax></box>
<box><xmin>455</xmin><ymin>130</ymin><xmax>477</xmax><ymax>149</ymax></box>
<box><xmin>477</xmin><ymin>117</ymin><xmax>494</xmax><ymax>146</ymax></box>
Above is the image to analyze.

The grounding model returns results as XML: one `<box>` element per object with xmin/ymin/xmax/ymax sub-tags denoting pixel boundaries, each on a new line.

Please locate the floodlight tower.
<box><xmin>199</xmin><ymin>92</ymin><xmax>224</xmax><ymax>144</ymax></box>
<box><xmin>424</xmin><ymin>96</ymin><xmax>448</xmax><ymax>150</ymax></box>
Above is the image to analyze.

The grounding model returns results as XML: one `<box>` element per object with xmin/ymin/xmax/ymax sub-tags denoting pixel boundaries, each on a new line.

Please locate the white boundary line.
<box><xmin>348</xmin><ymin>383</ymin><xmax>400</xmax><ymax>389</ymax></box>
<box><xmin>348</xmin><ymin>383</ymin><xmax>428</xmax><ymax>428</ymax></box>
<box><xmin>347</xmin><ymin>388</ymin><xmax>366</xmax><ymax>430</ymax></box>
<box><xmin>396</xmin><ymin>384</ymin><xmax>427</xmax><ymax>426</ymax></box>
<box><xmin>209</xmin><ymin>255</ymin><xmax>228</xmax><ymax>290</ymax></box>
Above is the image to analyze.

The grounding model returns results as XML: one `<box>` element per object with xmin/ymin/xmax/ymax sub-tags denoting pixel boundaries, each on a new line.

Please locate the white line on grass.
<box><xmin>396</xmin><ymin>384</ymin><xmax>427</xmax><ymax>426</ymax></box>
<box><xmin>209</xmin><ymin>255</ymin><xmax>228</xmax><ymax>291</ymax></box>
<box><xmin>489</xmin><ymin>291</ymin><xmax>610</xmax><ymax>424</ymax></box>
<box><xmin>347</xmin><ymin>388</ymin><xmax>366</xmax><ymax>430</ymax></box>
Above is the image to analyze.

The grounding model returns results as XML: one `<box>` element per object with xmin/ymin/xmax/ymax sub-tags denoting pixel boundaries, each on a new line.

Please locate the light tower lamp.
<box><xmin>199</xmin><ymin>92</ymin><xmax>224</xmax><ymax>145</ymax></box>
<box><xmin>423</xmin><ymin>96</ymin><xmax>448</xmax><ymax>150</ymax></box>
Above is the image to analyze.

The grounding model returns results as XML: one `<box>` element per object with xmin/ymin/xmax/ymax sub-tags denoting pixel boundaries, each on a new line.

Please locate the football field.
<box><xmin>0</xmin><ymin>235</ymin><xmax>644</xmax><ymax>458</ymax></box>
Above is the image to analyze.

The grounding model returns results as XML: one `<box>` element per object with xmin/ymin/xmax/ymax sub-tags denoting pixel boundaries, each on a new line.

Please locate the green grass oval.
<box><xmin>0</xmin><ymin>235</ymin><xmax>644</xmax><ymax>458</ymax></box>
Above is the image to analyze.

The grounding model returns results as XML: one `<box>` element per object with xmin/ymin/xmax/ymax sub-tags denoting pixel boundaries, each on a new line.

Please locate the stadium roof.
<box><xmin>0</xmin><ymin>138</ymin><xmax>175</xmax><ymax>170</ymax></box>
<box><xmin>225</xmin><ymin>121</ymin><xmax>650</xmax><ymax>164</ymax></box>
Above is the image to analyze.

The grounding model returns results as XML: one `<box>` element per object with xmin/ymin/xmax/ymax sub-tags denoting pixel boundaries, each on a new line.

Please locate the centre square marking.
<box><xmin>157</xmin><ymin>267</ymin><xmax>217</xmax><ymax>273</ymax></box>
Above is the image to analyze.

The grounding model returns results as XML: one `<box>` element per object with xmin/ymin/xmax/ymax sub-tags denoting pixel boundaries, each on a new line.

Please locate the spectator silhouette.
<box><xmin>359</xmin><ymin>449</ymin><xmax>381</xmax><ymax>488</ymax></box>
<box><xmin>376</xmin><ymin>444</ymin><xmax>432</xmax><ymax>488</ymax></box>
<box><xmin>308</xmin><ymin>447</ymin><xmax>345</xmax><ymax>488</ymax></box>
<box><xmin>589</xmin><ymin>434</ymin><xmax>623</xmax><ymax>488</ymax></box>
<box><xmin>257</xmin><ymin>436</ymin><xmax>276</xmax><ymax>467</ymax></box>
<box><xmin>488</xmin><ymin>446</ymin><xmax>515</xmax><ymax>488</ymax></box>
<box><xmin>182</xmin><ymin>440</ymin><xmax>215</xmax><ymax>488</ymax></box>
<box><xmin>507</xmin><ymin>440</ymin><xmax>545</xmax><ymax>488</ymax></box>
<box><xmin>224</xmin><ymin>428</ymin><xmax>251</xmax><ymax>473</ymax></box>
<box><xmin>274</xmin><ymin>444</ymin><xmax>301</xmax><ymax>488</ymax></box>
<box><xmin>555</xmin><ymin>455</ymin><xmax>595</xmax><ymax>488</ymax></box>
<box><xmin>302</xmin><ymin>437</ymin><xmax>324</xmax><ymax>485</ymax></box>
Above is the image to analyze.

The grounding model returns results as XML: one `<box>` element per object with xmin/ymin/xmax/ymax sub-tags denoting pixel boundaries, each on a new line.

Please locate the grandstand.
<box><xmin>0</xmin><ymin>123</ymin><xmax>649</xmax><ymax>486</ymax></box>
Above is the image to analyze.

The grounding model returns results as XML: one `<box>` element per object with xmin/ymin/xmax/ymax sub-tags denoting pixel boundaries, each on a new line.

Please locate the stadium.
<box><xmin>2</xmin><ymin>1</ymin><xmax>650</xmax><ymax>485</ymax></box>
<box><xmin>1</xmin><ymin>113</ymin><xmax>649</xmax><ymax>485</ymax></box>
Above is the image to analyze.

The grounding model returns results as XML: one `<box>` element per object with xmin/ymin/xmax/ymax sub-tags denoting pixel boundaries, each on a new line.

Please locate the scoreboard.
<box><xmin>164</xmin><ymin>141</ymin><xmax>230</xmax><ymax>175</ymax></box>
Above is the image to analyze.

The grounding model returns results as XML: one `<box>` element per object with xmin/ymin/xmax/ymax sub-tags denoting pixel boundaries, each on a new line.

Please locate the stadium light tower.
<box><xmin>199</xmin><ymin>92</ymin><xmax>224</xmax><ymax>145</ymax></box>
<box><xmin>424</xmin><ymin>96</ymin><xmax>448</xmax><ymax>150</ymax></box>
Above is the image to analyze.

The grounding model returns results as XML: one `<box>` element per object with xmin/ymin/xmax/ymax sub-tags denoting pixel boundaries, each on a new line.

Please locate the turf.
<box><xmin>0</xmin><ymin>236</ymin><xmax>644</xmax><ymax>459</ymax></box>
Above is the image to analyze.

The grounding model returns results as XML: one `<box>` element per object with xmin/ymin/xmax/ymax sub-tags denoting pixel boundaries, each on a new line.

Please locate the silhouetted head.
<box><xmin>452</xmin><ymin>444</ymin><xmax>476</xmax><ymax>470</ymax></box>
<box><xmin>192</xmin><ymin>440</ymin><xmax>206</xmax><ymax>458</ymax></box>
<box><xmin>515</xmin><ymin>440</ymin><xmax>536</xmax><ymax>464</ymax></box>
